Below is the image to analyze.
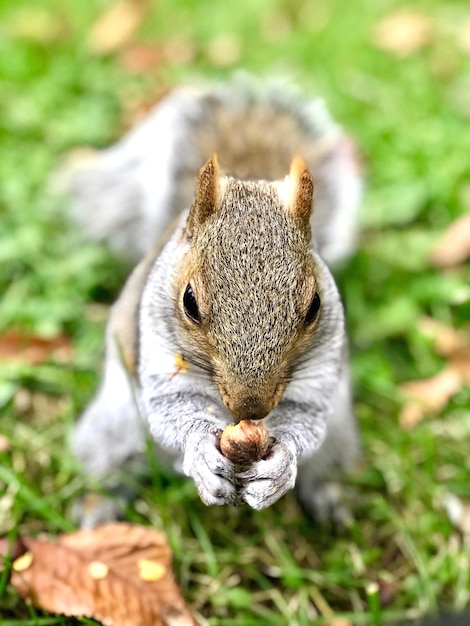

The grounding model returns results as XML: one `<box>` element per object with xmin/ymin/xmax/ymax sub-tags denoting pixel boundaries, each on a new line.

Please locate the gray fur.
<box><xmin>70</xmin><ymin>79</ymin><xmax>362</xmax><ymax>526</ymax></box>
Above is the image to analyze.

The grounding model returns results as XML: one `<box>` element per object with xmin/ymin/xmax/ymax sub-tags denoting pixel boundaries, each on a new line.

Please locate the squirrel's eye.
<box><xmin>183</xmin><ymin>284</ymin><xmax>200</xmax><ymax>323</ymax></box>
<box><xmin>305</xmin><ymin>292</ymin><xmax>321</xmax><ymax>326</ymax></box>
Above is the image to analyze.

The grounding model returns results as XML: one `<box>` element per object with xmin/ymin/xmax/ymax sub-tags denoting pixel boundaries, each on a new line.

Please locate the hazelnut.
<box><xmin>219</xmin><ymin>419</ymin><xmax>271</xmax><ymax>464</ymax></box>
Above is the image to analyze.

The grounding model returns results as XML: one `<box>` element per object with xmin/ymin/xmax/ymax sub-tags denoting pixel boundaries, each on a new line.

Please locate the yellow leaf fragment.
<box><xmin>138</xmin><ymin>558</ymin><xmax>166</xmax><ymax>581</ymax></box>
<box><xmin>168</xmin><ymin>351</ymin><xmax>189</xmax><ymax>380</ymax></box>
<box><xmin>88</xmin><ymin>560</ymin><xmax>109</xmax><ymax>579</ymax></box>
<box><xmin>175</xmin><ymin>351</ymin><xmax>189</xmax><ymax>373</ymax></box>
<box><xmin>13</xmin><ymin>552</ymin><xmax>33</xmax><ymax>572</ymax></box>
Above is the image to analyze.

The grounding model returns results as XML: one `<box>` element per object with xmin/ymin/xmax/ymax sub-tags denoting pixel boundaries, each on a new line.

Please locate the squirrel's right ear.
<box><xmin>274</xmin><ymin>156</ymin><xmax>314</xmax><ymax>231</ymax></box>
<box><xmin>187</xmin><ymin>155</ymin><xmax>223</xmax><ymax>234</ymax></box>
<box><xmin>286</xmin><ymin>156</ymin><xmax>314</xmax><ymax>228</ymax></box>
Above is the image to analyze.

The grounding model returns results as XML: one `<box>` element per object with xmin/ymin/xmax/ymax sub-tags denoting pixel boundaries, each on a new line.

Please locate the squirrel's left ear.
<box><xmin>280</xmin><ymin>156</ymin><xmax>314</xmax><ymax>228</ymax></box>
<box><xmin>187</xmin><ymin>154</ymin><xmax>223</xmax><ymax>234</ymax></box>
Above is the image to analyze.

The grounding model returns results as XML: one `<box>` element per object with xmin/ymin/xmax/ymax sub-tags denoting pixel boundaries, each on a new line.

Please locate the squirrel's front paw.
<box><xmin>183</xmin><ymin>433</ymin><xmax>242</xmax><ymax>506</ymax></box>
<box><xmin>239</xmin><ymin>441</ymin><xmax>297</xmax><ymax>510</ymax></box>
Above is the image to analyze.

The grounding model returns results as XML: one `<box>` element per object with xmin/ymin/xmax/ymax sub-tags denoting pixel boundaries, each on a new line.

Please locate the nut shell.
<box><xmin>219</xmin><ymin>419</ymin><xmax>271</xmax><ymax>465</ymax></box>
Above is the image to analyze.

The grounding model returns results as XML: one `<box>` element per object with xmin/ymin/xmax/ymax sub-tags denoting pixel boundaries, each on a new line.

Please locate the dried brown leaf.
<box><xmin>430</xmin><ymin>213</ymin><xmax>470</xmax><ymax>268</ymax></box>
<box><xmin>399</xmin><ymin>366</ymin><xmax>462</xmax><ymax>429</ymax></box>
<box><xmin>88</xmin><ymin>0</ymin><xmax>148</xmax><ymax>55</ymax></box>
<box><xmin>0</xmin><ymin>330</ymin><xmax>73</xmax><ymax>365</ymax></box>
<box><xmin>0</xmin><ymin>434</ymin><xmax>11</xmax><ymax>453</ymax></box>
<box><xmin>119</xmin><ymin>43</ymin><xmax>165</xmax><ymax>74</ymax></box>
<box><xmin>450</xmin><ymin>346</ymin><xmax>470</xmax><ymax>384</ymax></box>
<box><xmin>10</xmin><ymin>523</ymin><xmax>197</xmax><ymax>626</ymax></box>
<box><xmin>399</xmin><ymin>317</ymin><xmax>470</xmax><ymax>428</ymax></box>
<box><xmin>418</xmin><ymin>317</ymin><xmax>466</xmax><ymax>356</ymax></box>
<box><xmin>372</xmin><ymin>9</ymin><xmax>433</xmax><ymax>57</ymax></box>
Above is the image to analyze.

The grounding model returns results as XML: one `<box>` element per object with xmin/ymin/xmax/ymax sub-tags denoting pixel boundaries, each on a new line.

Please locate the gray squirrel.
<box><xmin>67</xmin><ymin>76</ymin><xmax>363</xmax><ymax>528</ymax></box>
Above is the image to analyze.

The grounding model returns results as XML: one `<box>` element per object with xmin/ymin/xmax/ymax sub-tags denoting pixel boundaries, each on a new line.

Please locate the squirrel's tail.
<box><xmin>61</xmin><ymin>75</ymin><xmax>363</xmax><ymax>268</ymax></box>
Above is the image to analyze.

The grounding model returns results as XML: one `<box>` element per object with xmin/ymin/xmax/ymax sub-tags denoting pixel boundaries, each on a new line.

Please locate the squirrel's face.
<box><xmin>174</xmin><ymin>156</ymin><xmax>322</xmax><ymax>421</ymax></box>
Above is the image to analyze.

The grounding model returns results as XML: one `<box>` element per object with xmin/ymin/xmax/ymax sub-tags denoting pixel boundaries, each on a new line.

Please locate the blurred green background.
<box><xmin>1</xmin><ymin>0</ymin><xmax>469</xmax><ymax>624</ymax></box>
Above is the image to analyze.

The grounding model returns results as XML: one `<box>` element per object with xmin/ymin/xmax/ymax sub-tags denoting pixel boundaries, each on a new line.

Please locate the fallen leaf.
<box><xmin>399</xmin><ymin>317</ymin><xmax>470</xmax><ymax>428</ymax></box>
<box><xmin>0</xmin><ymin>434</ymin><xmax>11</xmax><ymax>453</ymax></box>
<box><xmin>9</xmin><ymin>523</ymin><xmax>197</xmax><ymax>626</ymax></box>
<box><xmin>430</xmin><ymin>213</ymin><xmax>470</xmax><ymax>268</ymax></box>
<box><xmin>450</xmin><ymin>346</ymin><xmax>470</xmax><ymax>384</ymax></box>
<box><xmin>119</xmin><ymin>43</ymin><xmax>165</xmax><ymax>74</ymax></box>
<box><xmin>0</xmin><ymin>330</ymin><xmax>73</xmax><ymax>365</ymax></box>
<box><xmin>372</xmin><ymin>9</ymin><xmax>433</xmax><ymax>57</ymax></box>
<box><xmin>417</xmin><ymin>317</ymin><xmax>470</xmax><ymax>380</ymax></box>
<box><xmin>399</xmin><ymin>366</ymin><xmax>462</xmax><ymax>429</ymax></box>
<box><xmin>118</xmin><ymin>37</ymin><xmax>196</xmax><ymax>74</ymax></box>
<box><xmin>88</xmin><ymin>0</ymin><xmax>148</xmax><ymax>55</ymax></box>
<box><xmin>401</xmin><ymin>367</ymin><xmax>462</xmax><ymax>413</ymax></box>
<box><xmin>418</xmin><ymin>317</ymin><xmax>465</xmax><ymax>356</ymax></box>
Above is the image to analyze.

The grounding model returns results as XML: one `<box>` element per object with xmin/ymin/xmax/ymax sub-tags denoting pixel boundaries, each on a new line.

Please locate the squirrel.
<box><xmin>67</xmin><ymin>76</ymin><xmax>363</xmax><ymax>528</ymax></box>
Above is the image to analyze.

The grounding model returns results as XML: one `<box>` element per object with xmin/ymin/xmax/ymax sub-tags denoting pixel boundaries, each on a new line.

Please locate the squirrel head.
<box><xmin>175</xmin><ymin>155</ymin><xmax>321</xmax><ymax>421</ymax></box>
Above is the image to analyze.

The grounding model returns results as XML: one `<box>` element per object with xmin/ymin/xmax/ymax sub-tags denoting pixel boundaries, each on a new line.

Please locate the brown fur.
<box><xmin>175</xmin><ymin>161</ymin><xmax>320</xmax><ymax>421</ymax></box>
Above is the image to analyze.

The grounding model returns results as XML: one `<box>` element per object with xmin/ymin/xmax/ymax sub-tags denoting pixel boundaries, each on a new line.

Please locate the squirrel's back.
<box><xmin>66</xmin><ymin>76</ymin><xmax>362</xmax><ymax>267</ymax></box>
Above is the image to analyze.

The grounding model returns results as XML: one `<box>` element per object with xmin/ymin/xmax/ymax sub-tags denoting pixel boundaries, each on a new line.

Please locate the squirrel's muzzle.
<box><xmin>218</xmin><ymin>383</ymin><xmax>286</xmax><ymax>422</ymax></box>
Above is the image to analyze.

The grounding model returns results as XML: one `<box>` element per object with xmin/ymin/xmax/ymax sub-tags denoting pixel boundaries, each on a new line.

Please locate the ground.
<box><xmin>0</xmin><ymin>0</ymin><xmax>469</xmax><ymax>624</ymax></box>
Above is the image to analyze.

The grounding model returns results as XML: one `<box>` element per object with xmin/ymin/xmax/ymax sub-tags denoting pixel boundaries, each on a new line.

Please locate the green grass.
<box><xmin>1</xmin><ymin>0</ymin><xmax>470</xmax><ymax>624</ymax></box>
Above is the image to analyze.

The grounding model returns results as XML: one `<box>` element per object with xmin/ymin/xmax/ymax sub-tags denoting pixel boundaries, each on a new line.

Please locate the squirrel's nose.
<box><xmin>237</xmin><ymin>396</ymin><xmax>270</xmax><ymax>421</ymax></box>
<box><xmin>219</xmin><ymin>387</ymin><xmax>284</xmax><ymax>422</ymax></box>
<box><xmin>217</xmin><ymin>378</ymin><xmax>287</xmax><ymax>421</ymax></box>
